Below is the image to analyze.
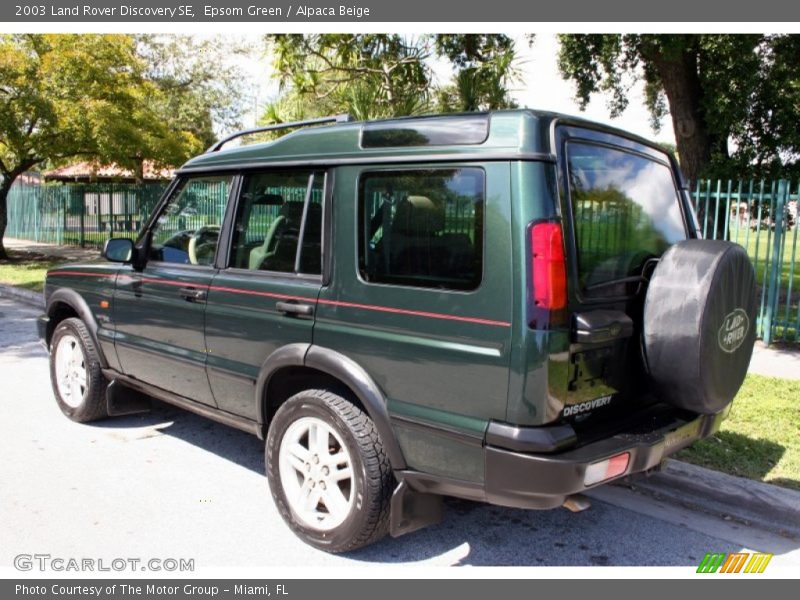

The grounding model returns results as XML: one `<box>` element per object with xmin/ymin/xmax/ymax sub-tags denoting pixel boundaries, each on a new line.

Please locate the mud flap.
<box><xmin>389</xmin><ymin>479</ymin><xmax>444</xmax><ymax>538</ymax></box>
<box><xmin>106</xmin><ymin>380</ymin><xmax>152</xmax><ymax>416</ymax></box>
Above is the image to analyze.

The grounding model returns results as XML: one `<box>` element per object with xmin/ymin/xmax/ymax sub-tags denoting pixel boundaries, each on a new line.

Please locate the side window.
<box><xmin>230</xmin><ymin>170</ymin><xmax>324</xmax><ymax>275</ymax></box>
<box><xmin>149</xmin><ymin>175</ymin><xmax>233</xmax><ymax>265</ymax></box>
<box><xmin>358</xmin><ymin>168</ymin><xmax>484</xmax><ymax>291</ymax></box>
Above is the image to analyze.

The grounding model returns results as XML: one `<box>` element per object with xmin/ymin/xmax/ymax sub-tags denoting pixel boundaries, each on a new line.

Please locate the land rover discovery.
<box><xmin>38</xmin><ymin>111</ymin><xmax>757</xmax><ymax>552</ymax></box>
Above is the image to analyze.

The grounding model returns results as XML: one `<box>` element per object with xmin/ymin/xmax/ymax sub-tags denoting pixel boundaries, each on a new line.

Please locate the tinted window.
<box><xmin>358</xmin><ymin>169</ymin><xmax>483</xmax><ymax>290</ymax></box>
<box><xmin>230</xmin><ymin>170</ymin><xmax>323</xmax><ymax>274</ymax></box>
<box><xmin>567</xmin><ymin>143</ymin><xmax>686</xmax><ymax>297</ymax></box>
<box><xmin>149</xmin><ymin>175</ymin><xmax>233</xmax><ymax>265</ymax></box>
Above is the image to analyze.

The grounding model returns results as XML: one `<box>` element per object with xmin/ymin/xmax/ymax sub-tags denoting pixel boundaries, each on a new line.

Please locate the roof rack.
<box><xmin>206</xmin><ymin>114</ymin><xmax>353</xmax><ymax>153</ymax></box>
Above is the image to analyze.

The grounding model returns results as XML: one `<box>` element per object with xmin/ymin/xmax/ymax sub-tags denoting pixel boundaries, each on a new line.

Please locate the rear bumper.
<box><xmin>402</xmin><ymin>407</ymin><xmax>727</xmax><ymax>510</ymax></box>
<box><xmin>484</xmin><ymin>409</ymin><xmax>726</xmax><ymax>509</ymax></box>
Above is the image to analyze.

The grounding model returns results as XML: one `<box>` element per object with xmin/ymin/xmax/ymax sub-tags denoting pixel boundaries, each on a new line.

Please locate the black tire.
<box><xmin>266</xmin><ymin>389</ymin><xmax>393</xmax><ymax>553</ymax></box>
<box><xmin>48</xmin><ymin>317</ymin><xmax>108</xmax><ymax>423</ymax></box>
<box><xmin>643</xmin><ymin>240</ymin><xmax>757</xmax><ymax>414</ymax></box>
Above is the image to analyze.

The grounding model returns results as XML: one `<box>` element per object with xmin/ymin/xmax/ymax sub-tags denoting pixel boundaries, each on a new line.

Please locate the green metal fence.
<box><xmin>6</xmin><ymin>178</ymin><xmax>800</xmax><ymax>344</ymax></box>
<box><xmin>692</xmin><ymin>179</ymin><xmax>799</xmax><ymax>344</ymax></box>
<box><xmin>6</xmin><ymin>181</ymin><xmax>168</xmax><ymax>247</ymax></box>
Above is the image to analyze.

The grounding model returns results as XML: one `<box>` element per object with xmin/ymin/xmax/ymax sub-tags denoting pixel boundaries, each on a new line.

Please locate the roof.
<box><xmin>181</xmin><ymin>110</ymin><xmax>665</xmax><ymax>174</ymax></box>
<box><xmin>44</xmin><ymin>161</ymin><xmax>174</xmax><ymax>182</ymax></box>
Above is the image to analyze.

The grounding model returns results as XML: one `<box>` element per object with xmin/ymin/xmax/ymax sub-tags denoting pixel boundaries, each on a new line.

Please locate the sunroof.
<box><xmin>361</xmin><ymin>115</ymin><xmax>490</xmax><ymax>148</ymax></box>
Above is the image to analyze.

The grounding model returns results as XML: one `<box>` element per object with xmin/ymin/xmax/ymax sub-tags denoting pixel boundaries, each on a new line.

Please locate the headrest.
<box><xmin>392</xmin><ymin>195</ymin><xmax>444</xmax><ymax>235</ymax></box>
<box><xmin>278</xmin><ymin>201</ymin><xmax>306</xmax><ymax>224</ymax></box>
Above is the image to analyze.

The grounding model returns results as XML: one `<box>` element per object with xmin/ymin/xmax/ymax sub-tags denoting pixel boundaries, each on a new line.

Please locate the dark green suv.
<box><xmin>38</xmin><ymin>111</ymin><xmax>757</xmax><ymax>552</ymax></box>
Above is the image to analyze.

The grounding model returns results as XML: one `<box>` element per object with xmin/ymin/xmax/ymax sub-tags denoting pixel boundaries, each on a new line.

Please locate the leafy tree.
<box><xmin>735</xmin><ymin>35</ymin><xmax>800</xmax><ymax>178</ymax></box>
<box><xmin>135</xmin><ymin>35</ymin><xmax>251</xmax><ymax>153</ymax></box>
<box><xmin>264</xmin><ymin>34</ymin><xmax>433</xmax><ymax>123</ymax></box>
<box><xmin>262</xmin><ymin>34</ymin><xmax>520</xmax><ymax>125</ymax></box>
<box><xmin>0</xmin><ymin>34</ymin><xmax>249</xmax><ymax>258</ymax></box>
<box><xmin>434</xmin><ymin>34</ymin><xmax>520</xmax><ymax>111</ymax></box>
<box><xmin>557</xmin><ymin>34</ymin><xmax>800</xmax><ymax>238</ymax></box>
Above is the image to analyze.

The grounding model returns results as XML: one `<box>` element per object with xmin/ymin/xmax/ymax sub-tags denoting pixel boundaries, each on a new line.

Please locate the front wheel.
<box><xmin>266</xmin><ymin>389</ymin><xmax>393</xmax><ymax>553</ymax></box>
<box><xmin>49</xmin><ymin>317</ymin><xmax>108</xmax><ymax>423</ymax></box>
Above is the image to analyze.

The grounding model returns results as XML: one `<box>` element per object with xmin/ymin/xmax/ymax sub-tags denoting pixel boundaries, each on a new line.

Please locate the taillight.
<box><xmin>530</xmin><ymin>222</ymin><xmax>567</xmax><ymax>311</ymax></box>
<box><xmin>583</xmin><ymin>452</ymin><xmax>630</xmax><ymax>486</ymax></box>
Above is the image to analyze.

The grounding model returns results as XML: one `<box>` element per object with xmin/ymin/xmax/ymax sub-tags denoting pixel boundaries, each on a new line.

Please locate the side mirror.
<box><xmin>102</xmin><ymin>238</ymin><xmax>135</xmax><ymax>263</ymax></box>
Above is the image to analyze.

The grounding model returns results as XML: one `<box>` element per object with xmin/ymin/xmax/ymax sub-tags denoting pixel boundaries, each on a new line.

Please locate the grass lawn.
<box><xmin>676</xmin><ymin>374</ymin><xmax>800</xmax><ymax>491</ymax></box>
<box><xmin>0</xmin><ymin>253</ymin><xmax>59</xmax><ymax>293</ymax></box>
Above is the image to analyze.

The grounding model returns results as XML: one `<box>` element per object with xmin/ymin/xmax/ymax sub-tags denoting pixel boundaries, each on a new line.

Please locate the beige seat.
<box><xmin>248</xmin><ymin>201</ymin><xmax>305</xmax><ymax>271</ymax></box>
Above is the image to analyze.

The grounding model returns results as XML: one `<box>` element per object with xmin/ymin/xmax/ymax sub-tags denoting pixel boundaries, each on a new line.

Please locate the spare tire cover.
<box><xmin>643</xmin><ymin>239</ymin><xmax>756</xmax><ymax>414</ymax></box>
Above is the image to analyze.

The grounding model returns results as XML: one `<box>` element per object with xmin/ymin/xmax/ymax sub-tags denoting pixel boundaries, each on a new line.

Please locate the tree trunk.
<box><xmin>644</xmin><ymin>42</ymin><xmax>726</xmax><ymax>239</ymax></box>
<box><xmin>0</xmin><ymin>167</ymin><xmax>34</xmax><ymax>260</ymax></box>
<box><xmin>133</xmin><ymin>158</ymin><xmax>145</xmax><ymax>184</ymax></box>
<box><xmin>0</xmin><ymin>179</ymin><xmax>11</xmax><ymax>260</ymax></box>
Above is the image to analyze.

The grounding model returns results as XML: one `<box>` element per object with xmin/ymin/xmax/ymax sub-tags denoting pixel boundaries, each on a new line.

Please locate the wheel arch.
<box><xmin>255</xmin><ymin>344</ymin><xmax>407</xmax><ymax>470</ymax></box>
<box><xmin>45</xmin><ymin>288</ymin><xmax>109</xmax><ymax>369</ymax></box>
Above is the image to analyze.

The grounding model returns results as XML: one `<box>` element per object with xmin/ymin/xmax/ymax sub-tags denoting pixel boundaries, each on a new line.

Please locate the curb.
<box><xmin>618</xmin><ymin>459</ymin><xmax>800</xmax><ymax>538</ymax></box>
<box><xmin>0</xmin><ymin>283</ymin><xmax>43</xmax><ymax>308</ymax></box>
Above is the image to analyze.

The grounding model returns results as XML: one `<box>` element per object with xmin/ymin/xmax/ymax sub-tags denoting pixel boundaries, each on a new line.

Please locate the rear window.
<box><xmin>567</xmin><ymin>142</ymin><xmax>687</xmax><ymax>297</ymax></box>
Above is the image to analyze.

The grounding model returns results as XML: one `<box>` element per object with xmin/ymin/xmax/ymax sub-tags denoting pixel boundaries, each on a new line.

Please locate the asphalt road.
<box><xmin>1</xmin><ymin>296</ymin><xmax>798</xmax><ymax>571</ymax></box>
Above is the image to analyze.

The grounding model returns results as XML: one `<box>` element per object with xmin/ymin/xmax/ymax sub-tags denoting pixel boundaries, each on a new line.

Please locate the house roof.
<box><xmin>44</xmin><ymin>161</ymin><xmax>174</xmax><ymax>182</ymax></box>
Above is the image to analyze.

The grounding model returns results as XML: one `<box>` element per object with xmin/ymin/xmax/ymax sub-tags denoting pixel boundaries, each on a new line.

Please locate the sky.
<box><xmin>235</xmin><ymin>33</ymin><xmax>676</xmax><ymax>147</ymax></box>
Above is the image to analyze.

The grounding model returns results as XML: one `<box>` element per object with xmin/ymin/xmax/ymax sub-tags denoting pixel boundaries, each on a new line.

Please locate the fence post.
<box><xmin>78</xmin><ymin>187</ymin><xmax>85</xmax><ymax>248</ymax></box>
<box><xmin>60</xmin><ymin>188</ymin><xmax>66</xmax><ymax>245</ymax></box>
<box><xmin>763</xmin><ymin>179</ymin><xmax>788</xmax><ymax>345</ymax></box>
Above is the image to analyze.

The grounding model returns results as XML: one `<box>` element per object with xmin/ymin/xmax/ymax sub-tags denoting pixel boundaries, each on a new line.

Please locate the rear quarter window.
<box><xmin>566</xmin><ymin>142</ymin><xmax>687</xmax><ymax>297</ymax></box>
<box><xmin>358</xmin><ymin>168</ymin><xmax>484</xmax><ymax>291</ymax></box>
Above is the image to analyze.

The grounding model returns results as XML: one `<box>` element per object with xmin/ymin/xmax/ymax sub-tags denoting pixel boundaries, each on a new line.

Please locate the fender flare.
<box><xmin>46</xmin><ymin>288</ymin><xmax>109</xmax><ymax>369</ymax></box>
<box><xmin>254</xmin><ymin>343</ymin><xmax>310</xmax><ymax>427</ymax></box>
<box><xmin>255</xmin><ymin>343</ymin><xmax>407</xmax><ymax>470</ymax></box>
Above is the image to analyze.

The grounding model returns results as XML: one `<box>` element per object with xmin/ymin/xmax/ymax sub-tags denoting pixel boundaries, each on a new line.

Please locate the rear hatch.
<box><xmin>556</xmin><ymin>125</ymin><xmax>693</xmax><ymax>422</ymax></box>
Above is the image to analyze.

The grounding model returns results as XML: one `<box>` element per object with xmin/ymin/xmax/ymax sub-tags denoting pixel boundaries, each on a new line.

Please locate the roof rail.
<box><xmin>206</xmin><ymin>114</ymin><xmax>352</xmax><ymax>153</ymax></box>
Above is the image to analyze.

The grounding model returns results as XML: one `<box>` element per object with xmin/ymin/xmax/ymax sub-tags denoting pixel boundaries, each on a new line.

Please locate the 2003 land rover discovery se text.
<box><xmin>38</xmin><ymin>111</ymin><xmax>757</xmax><ymax>552</ymax></box>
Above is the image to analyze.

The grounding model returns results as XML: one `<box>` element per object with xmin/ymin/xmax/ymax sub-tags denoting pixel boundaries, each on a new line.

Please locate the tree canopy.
<box><xmin>0</xmin><ymin>33</ymin><xmax>249</xmax><ymax>258</ymax></box>
<box><xmin>262</xmin><ymin>34</ymin><xmax>519</xmax><ymax>124</ymax></box>
<box><xmin>557</xmin><ymin>34</ymin><xmax>800</xmax><ymax>182</ymax></box>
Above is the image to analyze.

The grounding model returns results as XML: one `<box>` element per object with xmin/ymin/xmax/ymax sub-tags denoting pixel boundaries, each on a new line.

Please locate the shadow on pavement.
<box><xmin>90</xmin><ymin>401</ymin><xmax>770</xmax><ymax>567</ymax></box>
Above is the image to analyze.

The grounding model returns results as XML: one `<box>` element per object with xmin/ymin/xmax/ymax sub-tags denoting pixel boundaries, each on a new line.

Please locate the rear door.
<box><xmin>113</xmin><ymin>174</ymin><xmax>234</xmax><ymax>405</ymax></box>
<box><xmin>556</xmin><ymin>126</ymin><xmax>691</xmax><ymax>411</ymax></box>
<box><xmin>203</xmin><ymin>169</ymin><xmax>325</xmax><ymax>420</ymax></box>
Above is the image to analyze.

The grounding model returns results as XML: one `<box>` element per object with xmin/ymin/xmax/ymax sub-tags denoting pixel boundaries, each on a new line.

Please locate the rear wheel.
<box><xmin>266</xmin><ymin>389</ymin><xmax>393</xmax><ymax>553</ymax></box>
<box><xmin>49</xmin><ymin>318</ymin><xmax>108</xmax><ymax>423</ymax></box>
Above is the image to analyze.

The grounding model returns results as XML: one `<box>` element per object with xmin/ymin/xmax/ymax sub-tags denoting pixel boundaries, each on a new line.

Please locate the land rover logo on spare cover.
<box><xmin>718</xmin><ymin>308</ymin><xmax>749</xmax><ymax>353</ymax></box>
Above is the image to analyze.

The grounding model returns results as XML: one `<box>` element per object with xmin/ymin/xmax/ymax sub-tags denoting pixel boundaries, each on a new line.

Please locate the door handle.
<box><xmin>276</xmin><ymin>301</ymin><xmax>314</xmax><ymax>317</ymax></box>
<box><xmin>179</xmin><ymin>286</ymin><xmax>207</xmax><ymax>303</ymax></box>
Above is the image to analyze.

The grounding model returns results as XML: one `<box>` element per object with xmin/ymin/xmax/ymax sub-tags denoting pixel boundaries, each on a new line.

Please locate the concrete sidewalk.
<box><xmin>749</xmin><ymin>343</ymin><xmax>800</xmax><ymax>380</ymax></box>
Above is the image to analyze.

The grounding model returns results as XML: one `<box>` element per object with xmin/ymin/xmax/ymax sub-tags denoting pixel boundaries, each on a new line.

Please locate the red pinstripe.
<box><xmin>49</xmin><ymin>271</ymin><xmax>512</xmax><ymax>328</ymax></box>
